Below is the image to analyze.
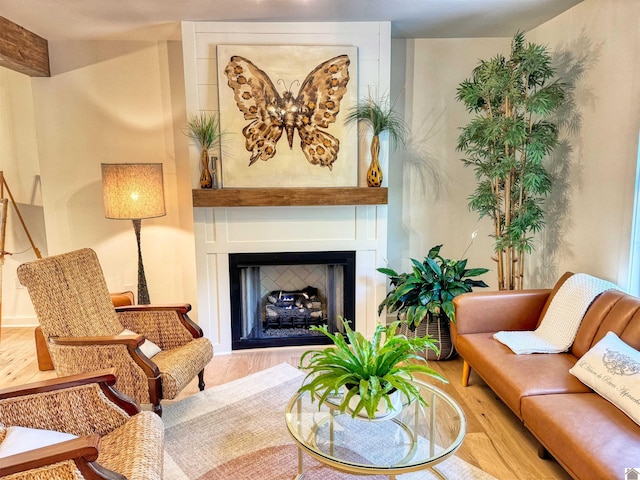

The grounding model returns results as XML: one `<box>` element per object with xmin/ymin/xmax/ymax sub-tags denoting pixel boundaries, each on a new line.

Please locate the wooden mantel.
<box><xmin>192</xmin><ymin>187</ymin><xmax>388</xmax><ymax>207</ymax></box>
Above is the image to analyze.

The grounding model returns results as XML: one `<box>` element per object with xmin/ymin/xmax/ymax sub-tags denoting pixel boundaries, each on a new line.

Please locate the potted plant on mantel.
<box><xmin>185</xmin><ymin>112</ymin><xmax>223</xmax><ymax>189</ymax></box>
<box><xmin>345</xmin><ymin>94</ymin><xmax>408</xmax><ymax>188</ymax></box>
<box><xmin>377</xmin><ymin>244</ymin><xmax>489</xmax><ymax>360</ymax></box>
<box><xmin>298</xmin><ymin>318</ymin><xmax>445</xmax><ymax>420</ymax></box>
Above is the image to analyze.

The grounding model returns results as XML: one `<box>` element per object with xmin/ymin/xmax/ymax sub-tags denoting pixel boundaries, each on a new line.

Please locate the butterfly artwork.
<box><xmin>224</xmin><ymin>54</ymin><xmax>350</xmax><ymax>171</ymax></box>
<box><xmin>217</xmin><ymin>45</ymin><xmax>358</xmax><ymax>188</ymax></box>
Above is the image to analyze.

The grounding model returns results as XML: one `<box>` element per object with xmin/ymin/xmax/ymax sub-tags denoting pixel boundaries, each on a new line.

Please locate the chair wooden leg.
<box><xmin>461</xmin><ymin>359</ymin><xmax>471</xmax><ymax>387</ymax></box>
<box><xmin>35</xmin><ymin>326</ymin><xmax>55</xmax><ymax>371</ymax></box>
<box><xmin>198</xmin><ymin>369</ymin><xmax>205</xmax><ymax>391</ymax></box>
<box><xmin>152</xmin><ymin>401</ymin><xmax>163</xmax><ymax>417</ymax></box>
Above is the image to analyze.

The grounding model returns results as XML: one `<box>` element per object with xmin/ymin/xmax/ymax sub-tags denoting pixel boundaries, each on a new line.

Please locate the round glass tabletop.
<box><xmin>285</xmin><ymin>378</ymin><xmax>466</xmax><ymax>478</ymax></box>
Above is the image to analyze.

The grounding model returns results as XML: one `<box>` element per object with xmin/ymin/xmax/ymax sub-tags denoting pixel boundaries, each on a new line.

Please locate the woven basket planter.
<box><xmin>398</xmin><ymin>314</ymin><xmax>457</xmax><ymax>361</ymax></box>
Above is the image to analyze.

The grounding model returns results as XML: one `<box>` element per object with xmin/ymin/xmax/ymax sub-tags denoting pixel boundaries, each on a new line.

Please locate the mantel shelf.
<box><xmin>192</xmin><ymin>187</ymin><xmax>388</xmax><ymax>207</ymax></box>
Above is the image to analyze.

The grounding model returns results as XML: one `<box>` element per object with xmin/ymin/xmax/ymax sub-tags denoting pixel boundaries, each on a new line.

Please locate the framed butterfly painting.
<box><xmin>216</xmin><ymin>45</ymin><xmax>358</xmax><ymax>188</ymax></box>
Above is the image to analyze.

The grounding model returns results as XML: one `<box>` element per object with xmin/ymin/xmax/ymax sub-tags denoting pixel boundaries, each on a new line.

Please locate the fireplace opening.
<box><xmin>229</xmin><ymin>251</ymin><xmax>356</xmax><ymax>349</ymax></box>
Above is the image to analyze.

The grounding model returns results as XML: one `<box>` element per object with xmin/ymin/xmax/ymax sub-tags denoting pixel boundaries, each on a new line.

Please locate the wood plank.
<box><xmin>192</xmin><ymin>187</ymin><xmax>388</xmax><ymax>207</ymax></box>
<box><xmin>0</xmin><ymin>16</ymin><xmax>50</xmax><ymax>77</ymax></box>
<box><xmin>0</xmin><ymin>327</ymin><xmax>571</xmax><ymax>480</ymax></box>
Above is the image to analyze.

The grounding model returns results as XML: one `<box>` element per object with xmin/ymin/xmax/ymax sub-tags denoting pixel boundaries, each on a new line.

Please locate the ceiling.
<box><xmin>0</xmin><ymin>0</ymin><xmax>583</xmax><ymax>41</ymax></box>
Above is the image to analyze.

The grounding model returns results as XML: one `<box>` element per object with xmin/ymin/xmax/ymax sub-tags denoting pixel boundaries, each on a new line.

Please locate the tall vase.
<box><xmin>366</xmin><ymin>135</ymin><xmax>382</xmax><ymax>187</ymax></box>
<box><xmin>200</xmin><ymin>148</ymin><xmax>212</xmax><ymax>189</ymax></box>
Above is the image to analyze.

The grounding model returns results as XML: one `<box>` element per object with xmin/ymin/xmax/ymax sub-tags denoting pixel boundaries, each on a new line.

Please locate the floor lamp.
<box><xmin>101</xmin><ymin>163</ymin><xmax>166</xmax><ymax>305</ymax></box>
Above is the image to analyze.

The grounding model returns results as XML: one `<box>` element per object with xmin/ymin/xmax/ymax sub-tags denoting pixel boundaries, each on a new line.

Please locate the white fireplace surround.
<box><xmin>182</xmin><ymin>22</ymin><xmax>391</xmax><ymax>354</ymax></box>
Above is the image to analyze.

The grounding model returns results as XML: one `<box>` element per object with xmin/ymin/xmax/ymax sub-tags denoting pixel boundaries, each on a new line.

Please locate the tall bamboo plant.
<box><xmin>456</xmin><ymin>31</ymin><xmax>567</xmax><ymax>290</ymax></box>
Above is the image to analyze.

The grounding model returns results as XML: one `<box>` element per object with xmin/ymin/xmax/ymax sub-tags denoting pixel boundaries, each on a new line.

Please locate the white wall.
<box><xmin>528</xmin><ymin>0</ymin><xmax>640</xmax><ymax>288</ymax></box>
<box><xmin>388</xmin><ymin>37</ymin><xmax>509</xmax><ymax>290</ymax></box>
<box><xmin>4</xmin><ymin>0</ymin><xmax>639</xmax><ymax>332</ymax></box>
<box><xmin>0</xmin><ymin>67</ymin><xmax>47</xmax><ymax>326</ymax></box>
<box><xmin>4</xmin><ymin>40</ymin><xmax>199</xmax><ymax>326</ymax></box>
<box><xmin>388</xmin><ymin>0</ymin><xmax>640</xmax><ymax>291</ymax></box>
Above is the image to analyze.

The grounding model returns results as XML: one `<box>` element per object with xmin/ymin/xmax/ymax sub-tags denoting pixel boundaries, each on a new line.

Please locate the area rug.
<box><xmin>162</xmin><ymin>363</ymin><xmax>496</xmax><ymax>479</ymax></box>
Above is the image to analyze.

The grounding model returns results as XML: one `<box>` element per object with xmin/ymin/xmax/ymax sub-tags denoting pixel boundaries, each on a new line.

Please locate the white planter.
<box><xmin>345</xmin><ymin>387</ymin><xmax>403</xmax><ymax>421</ymax></box>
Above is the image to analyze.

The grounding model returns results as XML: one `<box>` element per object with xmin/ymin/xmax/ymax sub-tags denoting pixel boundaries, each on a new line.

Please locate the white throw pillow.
<box><xmin>569</xmin><ymin>331</ymin><xmax>640</xmax><ymax>426</ymax></box>
<box><xmin>0</xmin><ymin>426</ymin><xmax>78</xmax><ymax>458</ymax></box>
<box><xmin>119</xmin><ymin>329</ymin><xmax>162</xmax><ymax>358</ymax></box>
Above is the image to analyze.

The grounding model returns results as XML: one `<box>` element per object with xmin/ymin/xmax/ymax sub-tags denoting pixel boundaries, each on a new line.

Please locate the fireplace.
<box><xmin>229</xmin><ymin>251</ymin><xmax>356</xmax><ymax>349</ymax></box>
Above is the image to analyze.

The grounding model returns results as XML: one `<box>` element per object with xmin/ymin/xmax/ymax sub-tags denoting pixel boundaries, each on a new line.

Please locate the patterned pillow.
<box><xmin>569</xmin><ymin>331</ymin><xmax>640</xmax><ymax>426</ymax></box>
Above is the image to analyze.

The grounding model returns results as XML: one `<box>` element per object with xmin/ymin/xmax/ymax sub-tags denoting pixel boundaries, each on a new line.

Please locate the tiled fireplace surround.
<box><xmin>183</xmin><ymin>21</ymin><xmax>392</xmax><ymax>353</ymax></box>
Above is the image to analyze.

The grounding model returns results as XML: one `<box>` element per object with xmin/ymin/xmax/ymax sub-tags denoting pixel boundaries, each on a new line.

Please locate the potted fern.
<box><xmin>377</xmin><ymin>244</ymin><xmax>489</xmax><ymax>360</ymax></box>
<box><xmin>345</xmin><ymin>94</ymin><xmax>408</xmax><ymax>187</ymax></box>
<box><xmin>298</xmin><ymin>318</ymin><xmax>445</xmax><ymax>420</ymax></box>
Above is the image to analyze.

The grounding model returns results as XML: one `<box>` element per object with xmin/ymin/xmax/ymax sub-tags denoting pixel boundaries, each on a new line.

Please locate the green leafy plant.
<box><xmin>377</xmin><ymin>244</ymin><xmax>489</xmax><ymax>330</ymax></box>
<box><xmin>185</xmin><ymin>112</ymin><xmax>225</xmax><ymax>188</ymax></box>
<box><xmin>345</xmin><ymin>94</ymin><xmax>409</xmax><ymax>187</ymax></box>
<box><xmin>185</xmin><ymin>111</ymin><xmax>222</xmax><ymax>151</ymax></box>
<box><xmin>298</xmin><ymin>319</ymin><xmax>445</xmax><ymax>420</ymax></box>
<box><xmin>344</xmin><ymin>94</ymin><xmax>409</xmax><ymax>147</ymax></box>
<box><xmin>455</xmin><ymin>31</ymin><xmax>567</xmax><ymax>290</ymax></box>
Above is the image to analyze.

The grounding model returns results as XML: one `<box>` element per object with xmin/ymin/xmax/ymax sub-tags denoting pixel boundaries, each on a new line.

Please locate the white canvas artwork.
<box><xmin>217</xmin><ymin>45</ymin><xmax>358</xmax><ymax>188</ymax></box>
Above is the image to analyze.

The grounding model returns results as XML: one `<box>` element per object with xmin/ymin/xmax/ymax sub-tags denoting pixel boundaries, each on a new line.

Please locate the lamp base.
<box><xmin>132</xmin><ymin>218</ymin><xmax>150</xmax><ymax>305</ymax></box>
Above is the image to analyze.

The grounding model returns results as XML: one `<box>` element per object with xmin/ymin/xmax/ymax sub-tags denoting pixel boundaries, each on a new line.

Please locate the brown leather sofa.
<box><xmin>451</xmin><ymin>273</ymin><xmax>640</xmax><ymax>480</ymax></box>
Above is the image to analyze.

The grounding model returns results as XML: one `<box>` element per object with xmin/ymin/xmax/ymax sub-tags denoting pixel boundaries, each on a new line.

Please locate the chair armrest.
<box><xmin>0</xmin><ymin>434</ymin><xmax>124</xmax><ymax>479</ymax></box>
<box><xmin>49</xmin><ymin>336</ymin><xmax>160</xmax><ymax>384</ymax></box>
<box><xmin>116</xmin><ymin>303</ymin><xmax>204</xmax><ymax>339</ymax></box>
<box><xmin>452</xmin><ymin>289</ymin><xmax>551</xmax><ymax>337</ymax></box>
<box><xmin>51</xmin><ymin>334</ymin><xmax>144</xmax><ymax>348</ymax></box>
<box><xmin>0</xmin><ymin>369</ymin><xmax>140</xmax><ymax>417</ymax></box>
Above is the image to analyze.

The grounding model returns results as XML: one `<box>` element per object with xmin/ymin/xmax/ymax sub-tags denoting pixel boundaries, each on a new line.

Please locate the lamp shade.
<box><xmin>101</xmin><ymin>163</ymin><xmax>166</xmax><ymax>220</ymax></box>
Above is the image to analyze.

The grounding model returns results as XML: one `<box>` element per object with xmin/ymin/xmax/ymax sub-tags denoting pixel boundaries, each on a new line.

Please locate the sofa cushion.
<box><xmin>572</xmin><ymin>289</ymin><xmax>640</xmax><ymax>357</ymax></box>
<box><xmin>570</xmin><ymin>331</ymin><xmax>640</xmax><ymax>426</ymax></box>
<box><xmin>0</xmin><ymin>426</ymin><xmax>78</xmax><ymax>458</ymax></box>
<box><xmin>455</xmin><ymin>332</ymin><xmax>591</xmax><ymax>417</ymax></box>
<box><xmin>522</xmin><ymin>392</ymin><xmax>640</xmax><ymax>480</ymax></box>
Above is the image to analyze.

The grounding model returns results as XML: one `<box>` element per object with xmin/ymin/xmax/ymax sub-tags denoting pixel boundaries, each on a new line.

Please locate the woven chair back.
<box><xmin>17</xmin><ymin>248</ymin><xmax>124</xmax><ymax>338</ymax></box>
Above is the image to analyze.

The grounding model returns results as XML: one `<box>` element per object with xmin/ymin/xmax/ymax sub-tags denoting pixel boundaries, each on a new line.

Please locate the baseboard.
<box><xmin>1</xmin><ymin>316</ymin><xmax>38</xmax><ymax>327</ymax></box>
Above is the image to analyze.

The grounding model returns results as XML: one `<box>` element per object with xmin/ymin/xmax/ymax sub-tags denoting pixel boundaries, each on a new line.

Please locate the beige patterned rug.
<box><xmin>162</xmin><ymin>363</ymin><xmax>496</xmax><ymax>479</ymax></box>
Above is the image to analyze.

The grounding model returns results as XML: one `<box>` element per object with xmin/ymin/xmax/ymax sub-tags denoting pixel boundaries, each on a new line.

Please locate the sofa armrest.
<box><xmin>452</xmin><ymin>289</ymin><xmax>552</xmax><ymax>337</ymax></box>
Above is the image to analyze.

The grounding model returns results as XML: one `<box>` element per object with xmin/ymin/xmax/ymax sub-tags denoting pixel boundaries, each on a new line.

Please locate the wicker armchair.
<box><xmin>17</xmin><ymin>248</ymin><xmax>214</xmax><ymax>416</ymax></box>
<box><xmin>0</xmin><ymin>369</ymin><xmax>163</xmax><ymax>480</ymax></box>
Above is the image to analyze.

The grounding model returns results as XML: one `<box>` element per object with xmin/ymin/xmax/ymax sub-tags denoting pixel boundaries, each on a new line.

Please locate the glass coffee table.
<box><xmin>285</xmin><ymin>379</ymin><xmax>466</xmax><ymax>479</ymax></box>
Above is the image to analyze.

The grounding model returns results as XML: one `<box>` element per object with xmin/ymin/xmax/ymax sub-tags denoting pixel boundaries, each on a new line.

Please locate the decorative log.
<box><xmin>0</xmin><ymin>16</ymin><xmax>50</xmax><ymax>77</ymax></box>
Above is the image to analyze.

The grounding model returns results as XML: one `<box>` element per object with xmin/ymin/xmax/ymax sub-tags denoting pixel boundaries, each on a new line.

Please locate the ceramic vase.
<box><xmin>200</xmin><ymin>149</ymin><xmax>212</xmax><ymax>189</ymax></box>
<box><xmin>366</xmin><ymin>135</ymin><xmax>382</xmax><ymax>187</ymax></box>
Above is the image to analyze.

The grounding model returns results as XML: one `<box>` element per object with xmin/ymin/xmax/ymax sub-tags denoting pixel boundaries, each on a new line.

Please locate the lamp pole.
<box><xmin>132</xmin><ymin>218</ymin><xmax>150</xmax><ymax>305</ymax></box>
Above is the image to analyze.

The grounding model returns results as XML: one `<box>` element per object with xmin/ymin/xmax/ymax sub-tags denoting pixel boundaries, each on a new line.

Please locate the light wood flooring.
<box><xmin>0</xmin><ymin>327</ymin><xmax>572</xmax><ymax>480</ymax></box>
